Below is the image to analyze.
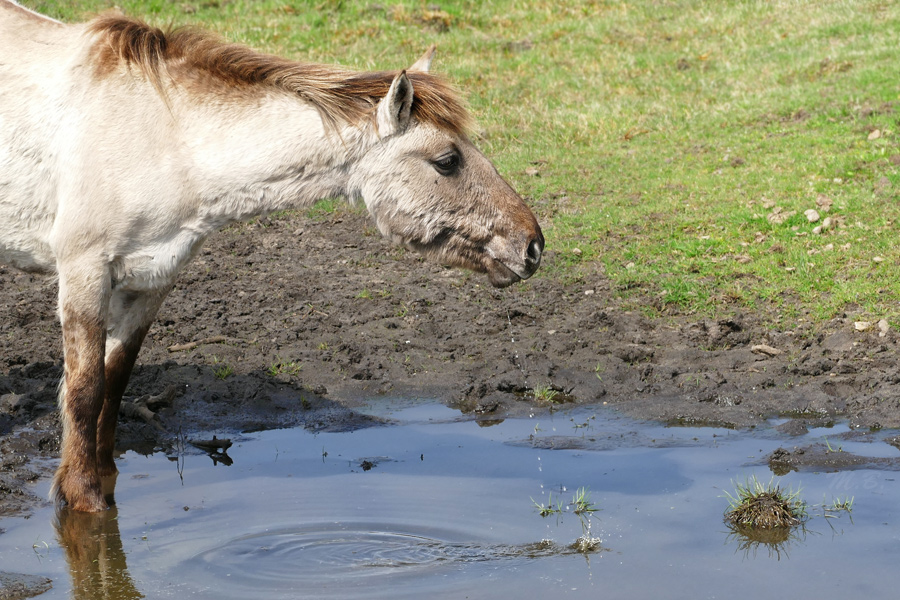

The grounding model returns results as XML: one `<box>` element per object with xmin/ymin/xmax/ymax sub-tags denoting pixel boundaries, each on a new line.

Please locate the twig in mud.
<box><xmin>189</xmin><ymin>436</ymin><xmax>233</xmax><ymax>452</ymax></box>
<box><xmin>167</xmin><ymin>335</ymin><xmax>228</xmax><ymax>353</ymax></box>
<box><xmin>120</xmin><ymin>386</ymin><xmax>178</xmax><ymax>432</ymax></box>
<box><xmin>301</xmin><ymin>304</ymin><xmax>329</xmax><ymax>319</ymax></box>
<box><xmin>120</xmin><ymin>401</ymin><xmax>165</xmax><ymax>431</ymax></box>
<box><xmin>190</xmin><ymin>436</ymin><xmax>234</xmax><ymax>466</ymax></box>
<box><xmin>134</xmin><ymin>385</ymin><xmax>178</xmax><ymax>411</ymax></box>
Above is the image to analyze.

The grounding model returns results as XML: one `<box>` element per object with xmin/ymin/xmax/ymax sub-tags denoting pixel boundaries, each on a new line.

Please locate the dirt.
<box><xmin>2</xmin><ymin>208</ymin><xmax>900</xmax><ymax>517</ymax></box>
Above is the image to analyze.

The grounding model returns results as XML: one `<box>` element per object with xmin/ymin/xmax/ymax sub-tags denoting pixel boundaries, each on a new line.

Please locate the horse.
<box><xmin>0</xmin><ymin>0</ymin><xmax>543</xmax><ymax>512</ymax></box>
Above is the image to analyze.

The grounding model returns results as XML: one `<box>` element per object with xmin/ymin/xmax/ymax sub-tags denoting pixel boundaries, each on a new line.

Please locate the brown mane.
<box><xmin>87</xmin><ymin>14</ymin><xmax>472</xmax><ymax>134</ymax></box>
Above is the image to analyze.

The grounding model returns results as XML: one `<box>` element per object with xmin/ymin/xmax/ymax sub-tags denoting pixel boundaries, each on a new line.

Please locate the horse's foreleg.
<box><xmin>96</xmin><ymin>288</ymin><xmax>171</xmax><ymax>477</ymax></box>
<box><xmin>52</xmin><ymin>265</ymin><xmax>110</xmax><ymax>512</ymax></box>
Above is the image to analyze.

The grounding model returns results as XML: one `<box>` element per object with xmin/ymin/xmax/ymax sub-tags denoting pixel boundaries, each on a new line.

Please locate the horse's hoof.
<box><xmin>53</xmin><ymin>466</ymin><xmax>109</xmax><ymax>513</ymax></box>
<box><xmin>67</xmin><ymin>495</ymin><xmax>109</xmax><ymax>513</ymax></box>
<box><xmin>97</xmin><ymin>462</ymin><xmax>119</xmax><ymax>478</ymax></box>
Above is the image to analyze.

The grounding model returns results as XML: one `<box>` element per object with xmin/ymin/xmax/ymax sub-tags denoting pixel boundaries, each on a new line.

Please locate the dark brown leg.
<box><xmin>96</xmin><ymin>288</ymin><xmax>170</xmax><ymax>476</ymax></box>
<box><xmin>52</xmin><ymin>269</ymin><xmax>110</xmax><ymax>512</ymax></box>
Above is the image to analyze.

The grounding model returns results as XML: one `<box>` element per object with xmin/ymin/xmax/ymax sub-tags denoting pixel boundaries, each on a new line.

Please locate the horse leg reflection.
<box><xmin>55</xmin><ymin>485</ymin><xmax>143</xmax><ymax>600</ymax></box>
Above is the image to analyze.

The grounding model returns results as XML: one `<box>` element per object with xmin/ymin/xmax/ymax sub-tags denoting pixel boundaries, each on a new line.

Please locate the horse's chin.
<box><xmin>486</xmin><ymin>261</ymin><xmax>522</xmax><ymax>288</ymax></box>
<box><xmin>401</xmin><ymin>236</ymin><xmax>525</xmax><ymax>288</ymax></box>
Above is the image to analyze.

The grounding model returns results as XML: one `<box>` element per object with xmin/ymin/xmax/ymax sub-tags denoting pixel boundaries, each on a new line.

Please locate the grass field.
<box><xmin>23</xmin><ymin>0</ymin><xmax>900</xmax><ymax>326</ymax></box>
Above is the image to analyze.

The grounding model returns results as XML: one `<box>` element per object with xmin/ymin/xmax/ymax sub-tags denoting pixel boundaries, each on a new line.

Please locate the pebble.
<box><xmin>804</xmin><ymin>209</ymin><xmax>820</xmax><ymax>223</ymax></box>
<box><xmin>751</xmin><ymin>344</ymin><xmax>782</xmax><ymax>357</ymax></box>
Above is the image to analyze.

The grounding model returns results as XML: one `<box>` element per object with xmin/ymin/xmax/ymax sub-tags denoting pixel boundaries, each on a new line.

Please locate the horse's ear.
<box><xmin>377</xmin><ymin>70</ymin><xmax>414</xmax><ymax>137</ymax></box>
<box><xmin>409</xmin><ymin>44</ymin><xmax>436</xmax><ymax>72</ymax></box>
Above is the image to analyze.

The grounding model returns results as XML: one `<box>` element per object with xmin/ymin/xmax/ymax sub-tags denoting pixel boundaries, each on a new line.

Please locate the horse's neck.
<box><xmin>0</xmin><ymin>0</ymin><xmax>64</xmax><ymax>26</ymax></box>
<box><xmin>180</xmin><ymin>92</ymin><xmax>370</xmax><ymax>228</ymax></box>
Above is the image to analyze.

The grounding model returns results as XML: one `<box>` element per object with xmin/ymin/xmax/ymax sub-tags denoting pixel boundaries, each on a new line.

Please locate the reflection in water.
<box><xmin>0</xmin><ymin>405</ymin><xmax>881</xmax><ymax>600</ymax></box>
<box><xmin>725</xmin><ymin>524</ymin><xmax>809</xmax><ymax>561</ymax></box>
<box><xmin>55</xmin><ymin>476</ymin><xmax>143</xmax><ymax>600</ymax></box>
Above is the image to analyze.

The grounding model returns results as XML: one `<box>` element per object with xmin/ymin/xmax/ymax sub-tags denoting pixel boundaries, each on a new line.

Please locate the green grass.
<box><xmin>267</xmin><ymin>359</ymin><xmax>303</xmax><ymax>377</ymax></box>
<box><xmin>530</xmin><ymin>382</ymin><xmax>559</xmax><ymax>403</ymax></box>
<box><xmin>26</xmin><ymin>0</ymin><xmax>900</xmax><ymax>326</ymax></box>
<box><xmin>724</xmin><ymin>476</ymin><xmax>807</xmax><ymax>529</ymax></box>
<box><xmin>210</xmin><ymin>355</ymin><xmax>234</xmax><ymax>380</ymax></box>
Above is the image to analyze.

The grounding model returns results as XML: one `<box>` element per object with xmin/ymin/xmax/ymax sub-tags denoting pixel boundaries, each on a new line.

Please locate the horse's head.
<box><xmin>350</xmin><ymin>52</ymin><xmax>543</xmax><ymax>288</ymax></box>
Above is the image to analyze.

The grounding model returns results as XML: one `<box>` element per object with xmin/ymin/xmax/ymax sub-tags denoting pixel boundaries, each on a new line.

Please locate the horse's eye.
<box><xmin>431</xmin><ymin>152</ymin><xmax>460</xmax><ymax>176</ymax></box>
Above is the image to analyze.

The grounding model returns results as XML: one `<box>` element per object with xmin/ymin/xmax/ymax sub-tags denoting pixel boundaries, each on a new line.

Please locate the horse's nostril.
<box><xmin>526</xmin><ymin>237</ymin><xmax>543</xmax><ymax>265</ymax></box>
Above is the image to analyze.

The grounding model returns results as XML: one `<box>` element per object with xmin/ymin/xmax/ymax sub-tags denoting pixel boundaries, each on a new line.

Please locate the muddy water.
<box><xmin>1</xmin><ymin>401</ymin><xmax>898</xmax><ymax>599</ymax></box>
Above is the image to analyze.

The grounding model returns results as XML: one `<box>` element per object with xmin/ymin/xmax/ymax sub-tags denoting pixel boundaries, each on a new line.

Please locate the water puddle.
<box><xmin>1</xmin><ymin>401</ymin><xmax>899</xmax><ymax>598</ymax></box>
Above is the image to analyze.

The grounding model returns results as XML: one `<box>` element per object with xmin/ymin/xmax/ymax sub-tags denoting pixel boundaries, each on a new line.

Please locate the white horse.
<box><xmin>0</xmin><ymin>0</ymin><xmax>543</xmax><ymax>512</ymax></box>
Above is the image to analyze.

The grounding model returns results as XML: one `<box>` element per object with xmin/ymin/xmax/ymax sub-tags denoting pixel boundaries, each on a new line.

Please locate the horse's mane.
<box><xmin>87</xmin><ymin>15</ymin><xmax>472</xmax><ymax>134</ymax></box>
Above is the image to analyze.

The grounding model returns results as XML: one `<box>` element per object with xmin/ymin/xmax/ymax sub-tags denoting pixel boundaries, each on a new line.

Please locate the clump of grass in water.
<box><xmin>532</xmin><ymin>491</ymin><xmax>563</xmax><ymax>517</ymax></box>
<box><xmin>724</xmin><ymin>476</ymin><xmax>807</xmax><ymax>530</ymax></box>
<box><xmin>570</xmin><ymin>487</ymin><xmax>602</xmax><ymax>552</ymax></box>
<box><xmin>825</xmin><ymin>495</ymin><xmax>854</xmax><ymax>514</ymax></box>
<box><xmin>532</xmin><ymin>487</ymin><xmax>602</xmax><ymax>553</ymax></box>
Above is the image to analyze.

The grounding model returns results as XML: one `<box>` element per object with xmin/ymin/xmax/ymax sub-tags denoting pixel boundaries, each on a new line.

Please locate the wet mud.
<box><xmin>2</xmin><ymin>210</ymin><xmax>900</xmax><ymax>517</ymax></box>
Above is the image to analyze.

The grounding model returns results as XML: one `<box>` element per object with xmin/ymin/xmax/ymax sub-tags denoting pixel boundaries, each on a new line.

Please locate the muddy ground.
<box><xmin>2</xmin><ymin>208</ymin><xmax>900</xmax><ymax>517</ymax></box>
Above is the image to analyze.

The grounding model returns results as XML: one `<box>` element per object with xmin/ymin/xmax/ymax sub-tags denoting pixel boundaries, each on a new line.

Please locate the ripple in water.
<box><xmin>183</xmin><ymin>522</ymin><xmax>599</xmax><ymax>599</ymax></box>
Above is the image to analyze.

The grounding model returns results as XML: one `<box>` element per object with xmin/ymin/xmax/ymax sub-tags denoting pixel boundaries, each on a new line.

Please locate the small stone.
<box><xmin>873</xmin><ymin>256</ymin><xmax>885</xmax><ymax>263</ymax></box>
<box><xmin>804</xmin><ymin>209</ymin><xmax>820</xmax><ymax>223</ymax></box>
<box><xmin>751</xmin><ymin>344</ymin><xmax>782</xmax><ymax>357</ymax></box>
<box><xmin>878</xmin><ymin>319</ymin><xmax>890</xmax><ymax>337</ymax></box>
<box><xmin>816</xmin><ymin>194</ymin><xmax>833</xmax><ymax>211</ymax></box>
<box><xmin>821</xmin><ymin>216</ymin><xmax>833</xmax><ymax>230</ymax></box>
<box><xmin>584</xmin><ymin>289</ymin><xmax>595</xmax><ymax>295</ymax></box>
<box><xmin>525</xmin><ymin>166</ymin><xmax>540</xmax><ymax>176</ymax></box>
<box><xmin>572</xmin><ymin>248</ymin><xmax>582</xmax><ymax>256</ymax></box>
<box><xmin>812</xmin><ymin>226</ymin><xmax>822</xmax><ymax>235</ymax></box>
<box><xmin>625</xmin><ymin>262</ymin><xmax>635</xmax><ymax>270</ymax></box>
<box><xmin>868</xmin><ymin>129</ymin><xmax>882</xmax><ymax>140</ymax></box>
<box><xmin>0</xmin><ymin>572</ymin><xmax>53</xmax><ymax>599</ymax></box>
<box><xmin>767</xmin><ymin>209</ymin><xmax>796</xmax><ymax>225</ymax></box>
<box><xmin>0</xmin><ymin>393</ymin><xmax>33</xmax><ymax>412</ymax></box>
<box><xmin>854</xmin><ymin>321</ymin><xmax>873</xmax><ymax>332</ymax></box>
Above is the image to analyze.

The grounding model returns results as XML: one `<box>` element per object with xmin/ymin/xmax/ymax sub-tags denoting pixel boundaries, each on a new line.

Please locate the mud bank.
<box><xmin>2</xmin><ymin>210</ymin><xmax>900</xmax><ymax>516</ymax></box>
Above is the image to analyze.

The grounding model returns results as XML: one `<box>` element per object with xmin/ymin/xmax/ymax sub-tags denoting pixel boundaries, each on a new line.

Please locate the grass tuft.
<box><xmin>724</xmin><ymin>476</ymin><xmax>807</xmax><ymax>530</ymax></box>
<box><xmin>530</xmin><ymin>383</ymin><xmax>559</xmax><ymax>404</ymax></box>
